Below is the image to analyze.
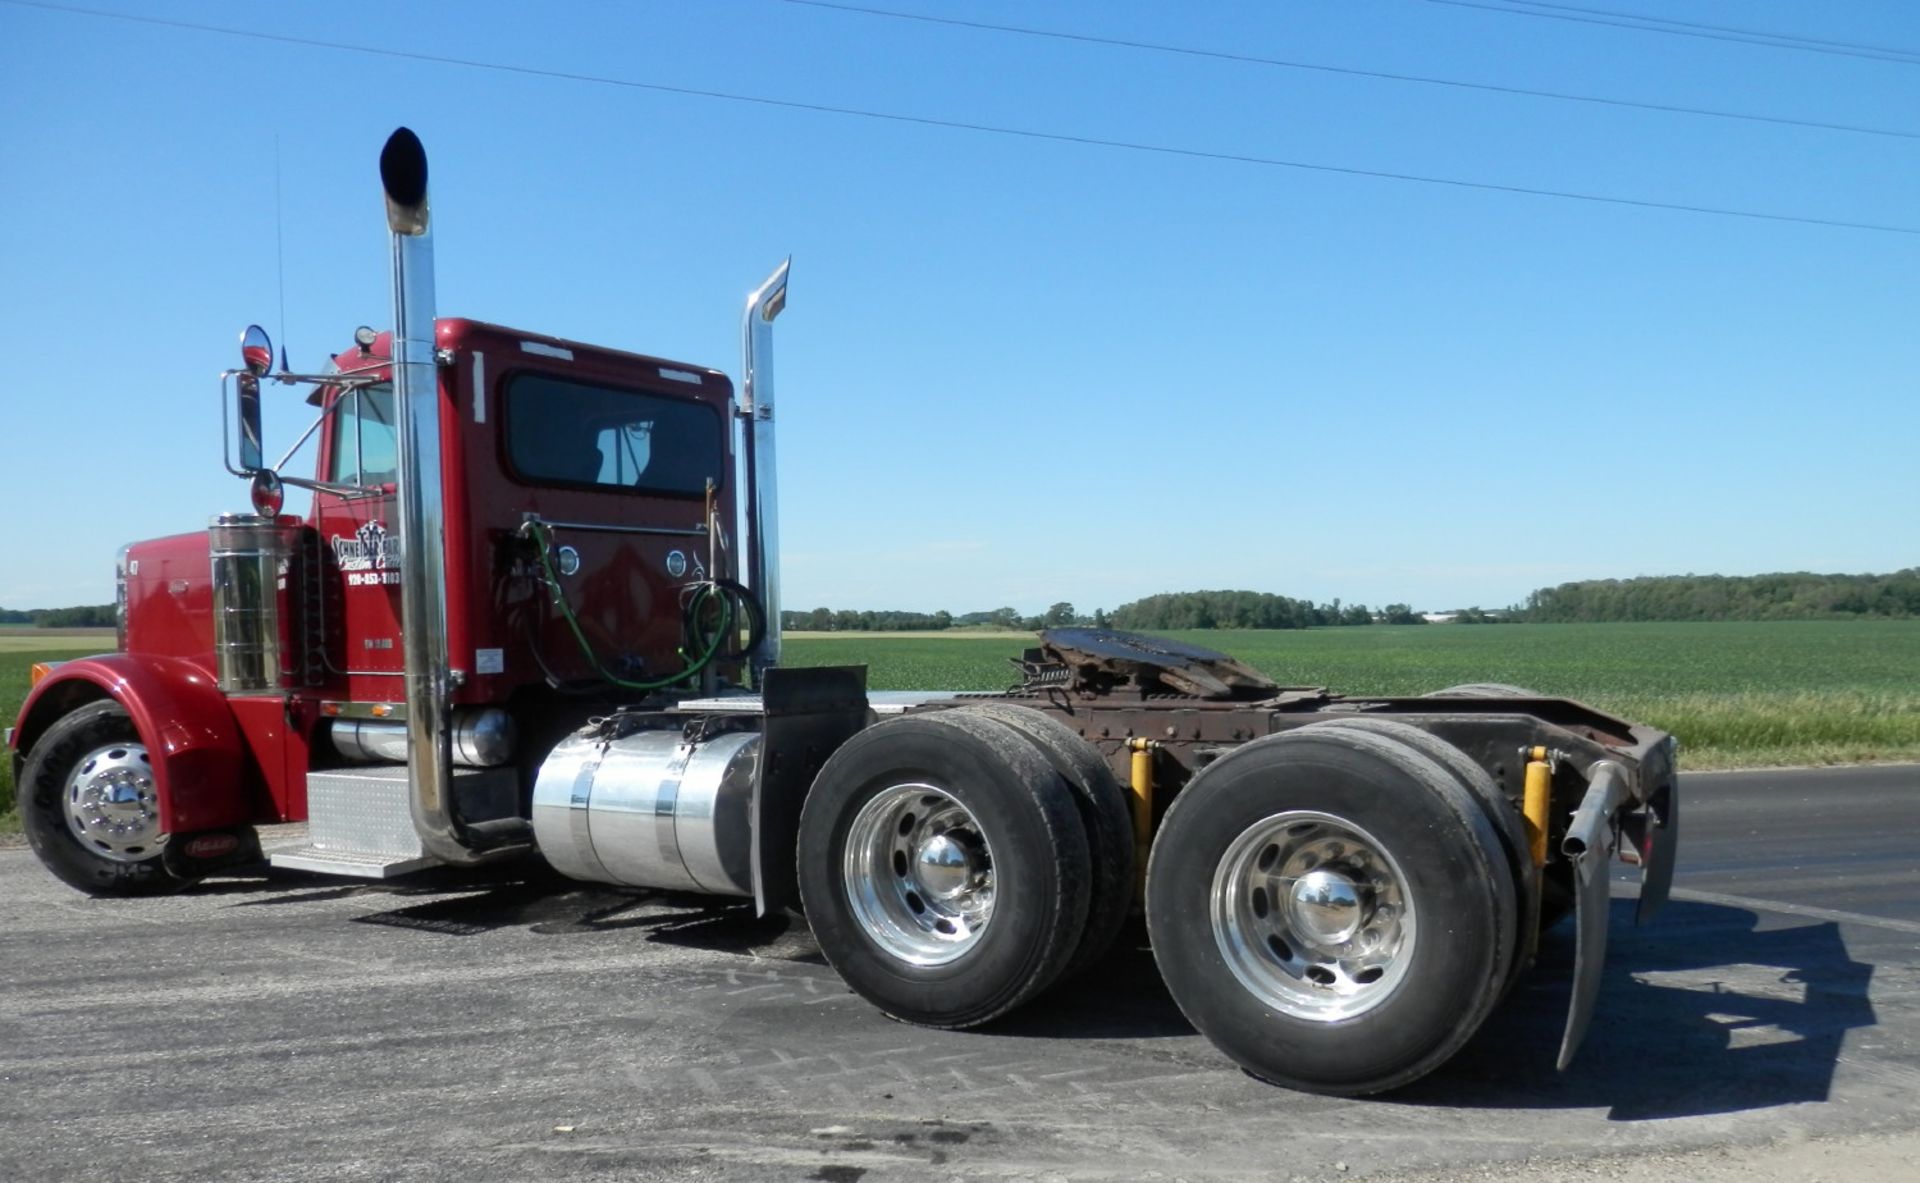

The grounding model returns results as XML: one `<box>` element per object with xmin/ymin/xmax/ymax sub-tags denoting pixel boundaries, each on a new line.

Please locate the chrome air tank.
<box><xmin>531</xmin><ymin>727</ymin><xmax>759</xmax><ymax>896</ymax></box>
<box><xmin>208</xmin><ymin>513</ymin><xmax>289</xmax><ymax>693</ymax></box>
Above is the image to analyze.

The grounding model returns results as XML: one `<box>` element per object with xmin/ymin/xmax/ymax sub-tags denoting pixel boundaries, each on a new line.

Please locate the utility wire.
<box><xmin>7</xmin><ymin>0</ymin><xmax>1917</xmax><ymax>237</ymax></box>
<box><xmin>1424</xmin><ymin>0</ymin><xmax>1920</xmax><ymax>66</ymax></box>
<box><xmin>780</xmin><ymin>0</ymin><xmax>1919</xmax><ymax>140</ymax></box>
<box><xmin>1501</xmin><ymin>0</ymin><xmax>1920</xmax><ymax>58</ymax></box>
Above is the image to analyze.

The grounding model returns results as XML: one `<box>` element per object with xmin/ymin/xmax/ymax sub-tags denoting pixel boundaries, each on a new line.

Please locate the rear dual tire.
<box><xmin>939</xmin><ymin>702</ymin><xmax>1135</xmax><ymax>979</ymax></box>
<box><xmin>1146</xmin><ymin>724</ymin><xmax>1515</xmax><ymax>1095</ymax></box>
<box><xmin>797</xmin><ymin>710</ymin><xmax>1093</xmax><ymax>1028</ymax></box>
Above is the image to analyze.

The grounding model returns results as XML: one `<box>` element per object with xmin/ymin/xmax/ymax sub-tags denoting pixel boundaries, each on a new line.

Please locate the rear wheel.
<box><xmin>1147</xmin><ymin>726</ymin><xmax>1509</xmax><ymax>1095</ymax></box>
<box><xmin>797</xmin><ymin>711</ymin><xmax>1091</xmax><ymax>1028</ymax></box>
<box><xmin>942</xmin><ymin>703</ymin><xmax>1134</xmax><ymax>978</ymax></box>
<box><xmin>1308</xmin><ymin>718</ymin><xmax>1528</xmax><ymax>1000</ymax></box>
<box><xmin>20</xmin><ymin>702</ymin><xmax>176</xmax><ymax>897</ymax></box>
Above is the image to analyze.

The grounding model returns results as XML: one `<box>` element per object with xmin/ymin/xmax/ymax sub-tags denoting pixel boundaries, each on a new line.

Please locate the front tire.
<box><xmin>1147</xmin><ymin>726</ymin><xmax>1509</xmax><ymax>1095</ymax></box>
<box><xmin>20</xmin><ymin>702</ymin><xmax>175</xmax><ymax>897</ymax></box>
<box><xmin>797</xmin><ymin>711</ymin><xmax>1091</xmax><ymax>1028</ymax></box>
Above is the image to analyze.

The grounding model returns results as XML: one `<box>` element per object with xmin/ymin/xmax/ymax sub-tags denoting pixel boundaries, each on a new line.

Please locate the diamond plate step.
<box><xmin>268</xmin><ymin>765</ymin><xmax>439</xmax><ymax>878</ymax></box>
<box><xmin>269</xmin><ymin>847</ymin><xmax>441</xmax><ymax>878</ymax></box>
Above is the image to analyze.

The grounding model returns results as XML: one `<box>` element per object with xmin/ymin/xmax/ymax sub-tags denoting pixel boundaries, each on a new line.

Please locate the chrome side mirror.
<box><xmin>240</xmin><ymin>324</ymin><xmax>274</xmax><ymax>377</ymax></box>
<box><xmin>234</xmin><ymin>325</ymin><xmax>273</xmax><ymax>473</ymax></box>
<box><xmin>249</xmin><ymin>468</ymin><xmax>285</xmax><ymax>517</ymax></box>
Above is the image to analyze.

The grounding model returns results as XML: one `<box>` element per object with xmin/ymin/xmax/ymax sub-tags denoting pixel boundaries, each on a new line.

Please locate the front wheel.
<box><xmin>1147</xmin><ymin>726</ymin><xmax>1511</xmax><ymax>1095</ymax></box>
<box><xmin>20</xmin><ymin>701</ymin><xmax>176</xmax><ymax>896</ymax></box>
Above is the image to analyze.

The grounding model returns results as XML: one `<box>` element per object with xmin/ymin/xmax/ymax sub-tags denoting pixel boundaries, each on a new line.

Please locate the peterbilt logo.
<box><xmin>332</xmin><ymin>521</ymin><xmax>402</xmax><ymax>572</ymax></box>
<box><xmin>182</xmin><ymin>833</ymin><xmax>240</xmax><ymax>860</ymax></box>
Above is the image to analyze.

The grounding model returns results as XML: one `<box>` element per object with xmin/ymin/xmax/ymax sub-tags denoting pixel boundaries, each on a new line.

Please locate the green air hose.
<box><xmin>525</xmin><ymin>519</ymin><xmax>736</xmax><ymax>693</ymax></box>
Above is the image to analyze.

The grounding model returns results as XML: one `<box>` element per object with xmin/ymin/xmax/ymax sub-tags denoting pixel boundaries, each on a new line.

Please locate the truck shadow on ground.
<box><xmin>1396</xmin><ymin>897</ymin><xmax>1876</xmax><ymax>1121</ymax></box>
<box><xmin>229</xmin><ymin>870</ymin><xmax>1875</xmax><ymax>1121</ymax></box>
<box><xmin>233</xmin><ymin>861</ymin><xmax>828</xmax><ymax>962</ymax></box>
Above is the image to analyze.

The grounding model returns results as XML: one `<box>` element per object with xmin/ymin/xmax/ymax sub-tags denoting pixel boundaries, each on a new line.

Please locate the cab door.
<box><xmin>311</xmin><ymin>381</ymin><xmax>407</xmax><ymax>700</ymax></box>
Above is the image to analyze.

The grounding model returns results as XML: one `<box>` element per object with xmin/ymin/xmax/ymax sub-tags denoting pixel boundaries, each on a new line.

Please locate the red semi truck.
<box><xmin>7</xmin><ymin>129</ymin><xmax>1679</xmax><ymax>1095</ymax></box>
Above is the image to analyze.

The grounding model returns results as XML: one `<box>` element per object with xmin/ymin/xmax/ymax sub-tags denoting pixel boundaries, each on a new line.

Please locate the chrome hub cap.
<box><xmin>64</xmin><ymin>740</ymin><xmax>160</xmax><ymax>862</ymax></box>
<box><xmin>1289</xmin><ymin>868</ymin><xmax>1364</xmax><ymax>945</ymax></box>
<box><xmin>1210</xmin><ymin>810</ymin><xmax>1415</xmax><ymax>1021</ymax></box>
<box><xmin>843</xmin><ymin>783</ymin><xmax>995</xmax><ymax>966</ymax></box>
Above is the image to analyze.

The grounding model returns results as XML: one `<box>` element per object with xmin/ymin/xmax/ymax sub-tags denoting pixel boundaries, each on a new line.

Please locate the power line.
<box><xmin>1500</xmin><ymin>0</ymin><xmax>1920</xmax><ymax>59</ymax></box>
<box><xmin>7</xmin><ymin>0</ymin><xmax>1917</xmax><ymax>237</ymax></box>
<box><xmin>779</xmin><ymin>0</ymin><xmax>1920</xmax><ymax>140</ymax></box>
<box><xmin>1424</xmin><ymin>0</ymin><xmax>1920</xmax><ymax>66</ymax></box>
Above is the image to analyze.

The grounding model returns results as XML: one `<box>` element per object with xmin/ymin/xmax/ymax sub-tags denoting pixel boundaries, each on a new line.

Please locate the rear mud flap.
<box><xmin>1629</xmin><ymin>737</ymin><xmax>1681</xmax><ymax>924</ymax></box>
<box><xmin>1557</xmin><ymin>762</ymin><xmax>1632</xmax><ymax>1071</ymax></box>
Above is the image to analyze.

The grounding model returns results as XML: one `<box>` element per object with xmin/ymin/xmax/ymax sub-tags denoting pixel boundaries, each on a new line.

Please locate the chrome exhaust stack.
<box><xmin>740</xmin><ymin>259</ymin><xmax>790</xmax><ymax>683</ymax></box>
<box><xmin>380</xmin><ymin>127</ymin><xmax>476</xmax><ymax>866</ymax></box>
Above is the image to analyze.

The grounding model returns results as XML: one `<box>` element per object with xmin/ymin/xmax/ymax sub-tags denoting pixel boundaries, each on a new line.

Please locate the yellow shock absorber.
<box><xmin>1523</xmin><ymin>746</ymin><xmax>1552</xmax><ymax>868</ymax></box>
<box><xmin>1521</xmin><ymin>745</ymin><xmax>1554</xmax><ymax>965</ymax></box>
<box><xmin>1128</xmin><ymin>738</ymin><xmax>1157</xmax><ymax>898</ymax></box>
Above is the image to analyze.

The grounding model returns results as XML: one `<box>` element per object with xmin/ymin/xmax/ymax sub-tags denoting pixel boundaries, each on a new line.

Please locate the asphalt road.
<box><xmin>1</xmin><ymin>765</ymin><xmax>1915</xmax><ymax>1182</ymax></box>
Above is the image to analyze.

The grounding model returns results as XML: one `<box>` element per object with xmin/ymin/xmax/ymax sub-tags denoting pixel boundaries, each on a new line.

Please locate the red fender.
<box><xmin>10</xmin><ymin>654</ymin><xmax>256</xmax><ymax>832</ymax></box>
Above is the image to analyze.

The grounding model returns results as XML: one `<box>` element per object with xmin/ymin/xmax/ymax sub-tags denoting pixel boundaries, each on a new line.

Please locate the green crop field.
<box><xmin>4</xmin><ymin>621</ymin><xmax>1915</xmax><ymax>836</ymax></box>
<box><xmin>0</xmin><ymin>629</ymin><xmax>114</xmax><ymax>653</ymax></box>
<box><xmin>782</xmin><ymin>621</ymin><xmax>1920</xmax><ymax>773</ymax></box>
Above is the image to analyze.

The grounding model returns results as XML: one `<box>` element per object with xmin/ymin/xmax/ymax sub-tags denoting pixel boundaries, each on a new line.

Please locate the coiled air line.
<box><xmin>522</xmin><ymin>518</ymin><xmax>762</xmax><ymax>692</ymax></box>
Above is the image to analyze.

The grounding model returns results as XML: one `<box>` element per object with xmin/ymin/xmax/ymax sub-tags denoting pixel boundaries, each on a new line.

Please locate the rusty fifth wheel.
<box><xmin>797</xmin><ymin>710</ymin><xmax>1091</xmax><ymax>1028</ymax></box>
<box><xmin>18</xmin><ymin>702</ymin><xmax>173</xmax><ymax>897</ymax></box>
<box><xmin>1146</xmin><ymin>725</ymin><xmax>1513</xmax><ymax>1095</ymax></box>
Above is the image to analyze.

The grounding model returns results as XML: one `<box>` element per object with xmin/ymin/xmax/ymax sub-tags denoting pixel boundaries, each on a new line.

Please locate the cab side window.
<box><xmin>329</xmin><ymin>384</ymin><xmax>399</xmax><ymax>487</ymax></box>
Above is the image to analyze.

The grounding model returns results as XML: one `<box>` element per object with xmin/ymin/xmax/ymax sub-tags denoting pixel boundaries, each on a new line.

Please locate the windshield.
<box><xmin>504</xmin><ymin>373</ymin><xmax>724</xmax><ymax>497</ymax></box>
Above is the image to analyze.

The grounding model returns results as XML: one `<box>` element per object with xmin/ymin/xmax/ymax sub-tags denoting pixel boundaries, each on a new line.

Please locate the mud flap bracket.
<box><xmin>1626</xmin><ymin>736</ymin><xmax>1681</xmax><ymax>924</ymax></box>
<box><xmin>1557</xmin><ymin>759</ymin><xmax>1632</xmax><ymax>1071</ymax></box>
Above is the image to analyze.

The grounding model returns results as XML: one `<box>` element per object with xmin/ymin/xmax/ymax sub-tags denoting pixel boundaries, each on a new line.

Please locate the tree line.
<box><xmin>0</xmin><ymin>605</ymin><xmax>115</xmax><ymax>627</ymax></box>
<box><xmin>19</xmin><ymin>571</ymin><xmax>1916</xmax><ymax>635</ymax></box>
<box><xmin>783</xmin><ymin>594</ymin><xmax>1421</xmax><ymax>633</ymax></box>
<box><xmin>782</xmin><ymin>570</ymin><xmax>1918</xmax><ymax>632</ymax></box>
<box><xmin>1523</xmin><ymin>570</ymin><xmax>1920</xmax><ymax>623</ymax></box>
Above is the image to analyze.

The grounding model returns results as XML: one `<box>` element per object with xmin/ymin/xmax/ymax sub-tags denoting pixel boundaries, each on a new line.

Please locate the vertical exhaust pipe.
<box><xmin>380</xmin><ymin>128</ymin><xmax>474</xmax><ymax>865</ymax></box>
<box><xmin>740</xmin><ymin>259</ymin><xmax>790</xmax><ymax>684</ymax></box>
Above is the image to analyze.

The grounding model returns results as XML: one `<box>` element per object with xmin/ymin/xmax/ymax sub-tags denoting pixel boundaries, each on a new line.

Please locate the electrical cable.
<box><xmin>7</xmin><ymin>0</ymin><xmax>1915</xmax><ymax>236</ymax></box>
<box><xmin>1499</xmin><ymin>0</ymin><xmax>1920</xmax><ymax>58</ymax></box>
<box><xmin>778</xmin><ymin>0</ymin><xmax>1920</xmax><ymax>140</ymax></box>
<box><xmin>1422</xmin><ymin>0</ymin><xmax>1920</xmax><ymax>66</ymax></box>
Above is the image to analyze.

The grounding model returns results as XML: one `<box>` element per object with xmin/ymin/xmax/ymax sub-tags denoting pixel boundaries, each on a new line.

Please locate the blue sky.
<box><xmin>2</xmin><ymin>0</ymin><xmax>1915</xmax><ymax>615</ymax></box>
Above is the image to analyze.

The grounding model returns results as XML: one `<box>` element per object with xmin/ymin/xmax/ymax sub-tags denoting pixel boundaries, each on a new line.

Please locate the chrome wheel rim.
<box><xmin>843</xmin><ymin>783</ymin><xmax>995</xmax><ymax>966</ymax></box>
<box><xmin>1210</xmin><ymin>810</ymin><xmax>1416</xmax><ymax>1021</ymax></box>
<box><xmin>63</xmin><ymin>740</ymin><xmax>160</xmax><ymax>862</ymax></box>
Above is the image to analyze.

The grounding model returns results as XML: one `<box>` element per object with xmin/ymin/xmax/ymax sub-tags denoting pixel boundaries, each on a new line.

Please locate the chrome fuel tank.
<box><xmin>531</xmin><ymin>727</ymin><xmax>759</xmax><ymax>896</ymax></box>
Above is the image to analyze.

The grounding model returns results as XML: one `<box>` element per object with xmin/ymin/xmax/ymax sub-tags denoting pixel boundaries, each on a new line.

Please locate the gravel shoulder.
<box><xmin>0</xmin><ymin>766</ymin><xmax>1913</xmax><ymax>1181</ymax></box>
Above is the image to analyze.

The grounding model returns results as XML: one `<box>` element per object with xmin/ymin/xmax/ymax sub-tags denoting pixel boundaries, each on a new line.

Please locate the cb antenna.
<box><xmin>274</xmin><ymin>133</ymin><xmax>289</xmax><ymax>372</ymax></box>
